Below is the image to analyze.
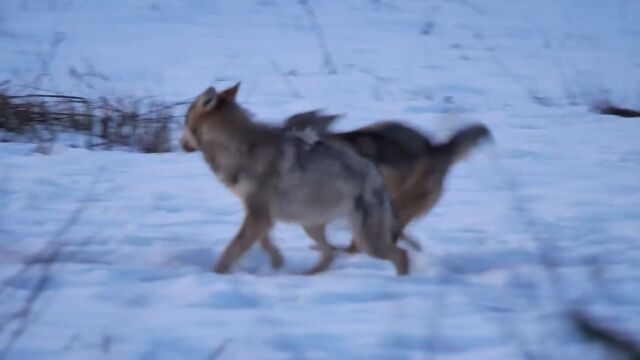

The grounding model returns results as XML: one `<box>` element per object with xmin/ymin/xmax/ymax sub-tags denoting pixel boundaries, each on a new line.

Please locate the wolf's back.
<box><xmin>281</xmin><ymin>111</ymin><xmax>492</xmax><ymax>171</ymax></box>
<box><xmin>331</xmin><ymin>122</ymin><xmax>431</xmax><ymax>164</ymax></box>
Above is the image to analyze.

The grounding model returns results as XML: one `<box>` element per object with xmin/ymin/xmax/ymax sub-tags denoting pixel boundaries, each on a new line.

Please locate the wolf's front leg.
<box><xmin>302</xmin><ymin>225</ymin><xmax>335</xmax><ymax>275</ymax></box>
<box><xmin>213</xmin><ymin>200</ymin><xmax>273</xmax><ymax>274</ymax></box>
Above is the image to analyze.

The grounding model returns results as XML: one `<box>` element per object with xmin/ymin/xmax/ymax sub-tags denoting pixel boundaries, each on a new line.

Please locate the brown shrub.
<box><xmin>0</xmin><ymin>88</ymin><xmax>182</xmax><ymax>153</ymax></box>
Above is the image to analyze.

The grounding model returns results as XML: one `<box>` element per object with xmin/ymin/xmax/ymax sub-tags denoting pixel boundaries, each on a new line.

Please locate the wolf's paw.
<box><xmin>270</xmin><ymin>252</ymin><xmax>284</xmax><ymax>270</ymax></box>
<box><xmin>392</xmin><ymin>248</ymin><xmax>410</xmax><ymax>276</ymax></box>
<box><xmin>212</xmin><ymin>261</ymin><xmax>231</xmax><ymax>274</ymax></box>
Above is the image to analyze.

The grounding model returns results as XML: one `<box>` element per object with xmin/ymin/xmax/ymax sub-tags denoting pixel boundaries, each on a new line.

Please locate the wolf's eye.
<box><xmin>203</xmin><ymin>97</ymin><xmax>213</xmax><ymax>107</ymax></box>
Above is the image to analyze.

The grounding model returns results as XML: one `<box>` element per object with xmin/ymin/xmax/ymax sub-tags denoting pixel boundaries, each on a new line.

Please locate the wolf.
<box><xmin>179</xmin><ymin>83</ymin><xmax>408</xmax><ymax>275</ymax></box>
<box><xmin>281</xmin><ymin>111</ymin><xmax>492</xmax><ymax>253</ymax></box>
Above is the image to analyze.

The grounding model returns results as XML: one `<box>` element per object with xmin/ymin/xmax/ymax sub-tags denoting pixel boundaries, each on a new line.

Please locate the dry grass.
<box><xmin>0</xmin><ymin>87</ymin><xmax>183</xmax><ymax>153</ymax></box>
<box><xmin>592</xmin><ymin>101</ymin><xmax>640</xmax><ymax>118</ymax></box>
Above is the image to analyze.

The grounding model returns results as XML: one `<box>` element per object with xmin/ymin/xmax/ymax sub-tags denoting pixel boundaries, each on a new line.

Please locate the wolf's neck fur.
<box><xmin>203</xmin><ymin>101</ymin><xmax>279</xmax><ymax>143</ymax></box>
<box><xmin>196</xmin><ymin>101</ymin><xmax>282</xmax><ymax>195</ymax></box>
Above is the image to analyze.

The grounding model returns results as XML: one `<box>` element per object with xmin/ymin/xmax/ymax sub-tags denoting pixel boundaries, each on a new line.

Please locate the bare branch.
<box><xmin>592</xmin><ymin>102</ymin><xmax>640</xmax><ymax>118</ymax></box>
<box><xmin>0</xmin><ymin>168</ymin><xmax>103</xmax><ymax>357</ymax></box>
<box><xmin>491</xmin><ymin>156</ymin><xmax>640</xmax><ymax>358</ymax></box>
<box><xmin>208</xmin><ymin>338</ymin><xmax>231</xmax><ymax>360</ymax></box>
<box><xmin>570</xmin><ymin>310</ymin><xmax>640</xmax><ymax>360</ymax></box>
<box><xmin>1</xmin><ymin>89</ymin><xmax>183</xmax><ymax>153</ymax></box>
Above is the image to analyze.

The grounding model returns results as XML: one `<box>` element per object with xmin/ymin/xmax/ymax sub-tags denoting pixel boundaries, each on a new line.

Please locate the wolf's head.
<box><xmin>180</xmin><ymin>83</ymin><xmax>241</xmax><ymax>152</ymax></box>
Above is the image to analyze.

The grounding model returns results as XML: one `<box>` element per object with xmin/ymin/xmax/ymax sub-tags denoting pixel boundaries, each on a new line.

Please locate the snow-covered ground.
<box><xmin>1</xmin><ymin>0</ymin><xmax>640</xmax><ymax>359</ymax></box>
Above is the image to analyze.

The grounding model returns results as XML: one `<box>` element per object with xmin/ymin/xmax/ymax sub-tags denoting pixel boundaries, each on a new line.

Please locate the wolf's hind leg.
<box><xmin>400</xmin><ymin>233</ymin><xmax>422</xmax><ymax>252</ymax></box>
<box><xmin>350</xmin><ymin>195</ymin><xmax>409</xmax><ymax>275</ymax></box>
<box><xmin>302</xmin><ymin>225</ymin><xmax>335</xmax><ymax>275</ymax></box>
<box><xmin>387</xmin><ymin>246</ymin><xmax>409</xmax><ymax>275</ymax></box>
<box><xmin>260</xmin><ymin>235</ymin><xmax>284</xmax><ymax>269</ymax></box>
<box><xmin>354</xmin><ymin>233</ymin><xmax>409</xmax><ymax>275</ymax></box>
<box><xmin>336</xmin><ymin>235</ymin><xmax>420</xmax><ymax>254</ymax></box>
<box><xmin>213</xmin><ymin>204</ymin><xmax>273</xmax><ymax>274</ymax></box>
<box><xmin>341</xmin><ymin>239</ymin><xmax>360</xmax><ymax>254</ymax></box>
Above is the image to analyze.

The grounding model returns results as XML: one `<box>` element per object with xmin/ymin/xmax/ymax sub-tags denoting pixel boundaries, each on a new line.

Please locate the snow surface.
<box><xmin>1</xmin><ymin>0</ymin><xmax>640</xmax><ymax>359</ymax></box>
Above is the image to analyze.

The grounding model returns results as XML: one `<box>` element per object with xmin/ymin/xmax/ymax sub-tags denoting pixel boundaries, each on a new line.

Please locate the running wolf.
<box><xmin>179</xmin><ymin>84</ymin><xmax>408</xmax><ymax>275</ymax></box>
<box><xmin>282</xmin><ymin>111</ymin><xmax>492</xmax><ymax>253</ymax></box>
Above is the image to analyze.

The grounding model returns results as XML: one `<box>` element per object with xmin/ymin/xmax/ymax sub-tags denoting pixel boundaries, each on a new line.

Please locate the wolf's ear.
<box><xmin>200</xmin><ymin>86</ymin><xmax>217</xmax><ymax>110</ymax></box>
<box><xmin>218</xmin><ymin>82</ymin><xmax>240</xmax><ymax>102</ymax></box>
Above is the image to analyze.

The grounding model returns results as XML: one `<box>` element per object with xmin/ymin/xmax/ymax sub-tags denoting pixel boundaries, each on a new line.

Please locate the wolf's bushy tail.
<box><xmin>432</xmin><ymin>124</ymin><xmax>492</xmax><ymax>166</ymax></box>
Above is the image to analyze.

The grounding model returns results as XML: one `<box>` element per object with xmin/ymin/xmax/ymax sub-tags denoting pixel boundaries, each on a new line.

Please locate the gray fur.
<box><xmin>180</xmin><ymin>84</ymin><xmax>408</xmax><ymax>275</ymax></box>
<box><xmin>281</xmin><ymin>113</ymin><xmax>493</xmax><ymax>254</ymax></box>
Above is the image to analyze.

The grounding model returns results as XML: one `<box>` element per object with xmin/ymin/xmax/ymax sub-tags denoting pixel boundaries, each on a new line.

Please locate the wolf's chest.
<box><xmin>203</xmin><ymin>141</ymin><xmax>265</xmax><ymax>200</ymax></box>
